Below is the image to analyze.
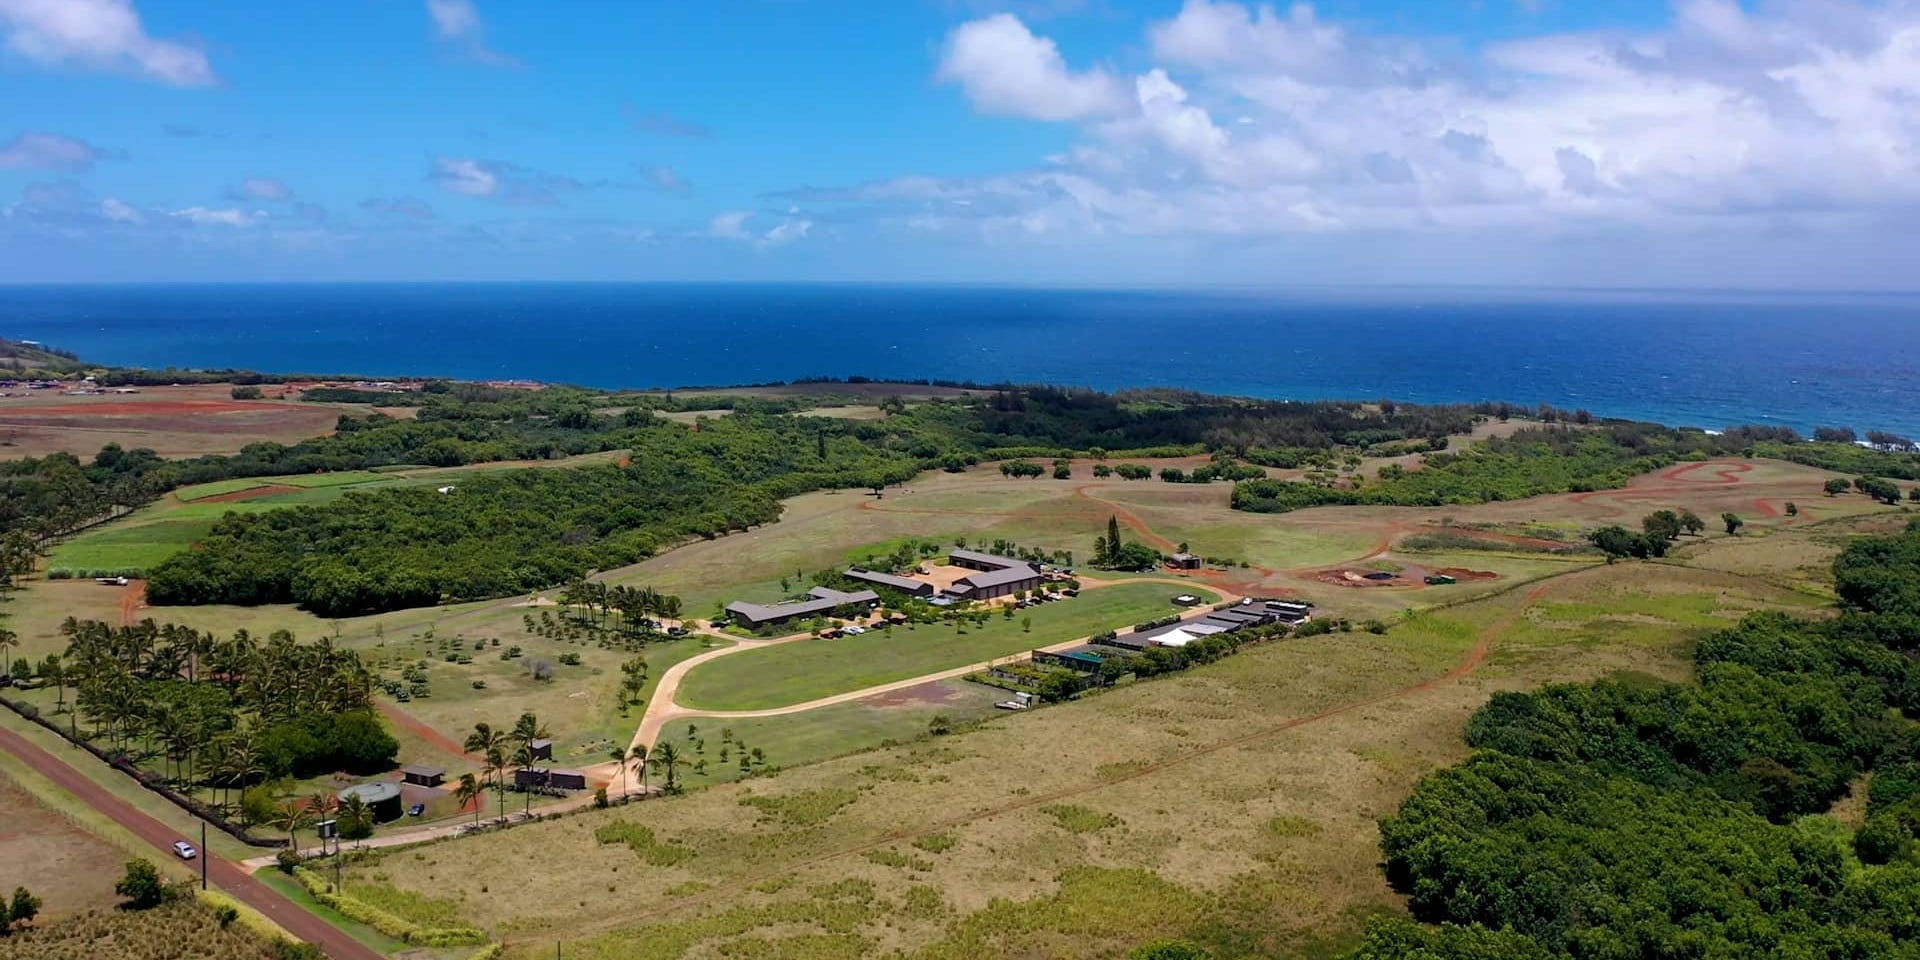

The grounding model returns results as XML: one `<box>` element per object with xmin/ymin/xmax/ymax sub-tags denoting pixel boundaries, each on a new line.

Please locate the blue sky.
<box><xmin>1</xmin><ymin>0</ymin><xmax>1915</xmax><ymax>288</ymax></box>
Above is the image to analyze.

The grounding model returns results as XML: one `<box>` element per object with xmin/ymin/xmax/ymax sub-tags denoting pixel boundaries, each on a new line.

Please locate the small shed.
<box><xmin>547</xmin><ymin>768</ymin><xmax>588</xmax><ymax>791</ymax></box>
<box><xmin>400</xmin><ymin>765</ymin><xmax>445</xmax><ymax>788</ymax></box>
<box><xmin>1424</xmin><ymin>574</ymin><xmax>1457</xmax><ymax>586</ymax></box>
<box><xmin>1169</xmin><ymin>552</ymin><xmax>1202</xmax><ymax>570</ymax></box>
<box><xmin>528</xmin><ymin>739</ymin><xmax>554</xmax><ymax>761</ymax></box>
<box><xmin>337</xmin><ymin>782</ymin><xmax>404</xmax><ymax>823</ymax></box>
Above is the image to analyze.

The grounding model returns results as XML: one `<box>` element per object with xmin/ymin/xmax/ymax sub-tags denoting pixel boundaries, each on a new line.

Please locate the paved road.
<box><xmin>0</xmin><ymin>725</ymin><xmax>385</xmax><ymax>960</ymax></box>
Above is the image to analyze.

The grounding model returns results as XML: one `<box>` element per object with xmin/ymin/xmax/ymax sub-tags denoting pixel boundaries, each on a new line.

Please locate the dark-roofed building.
<box><xmin>1169</xmin><ymin>552</ymin><xmax>1202</xmax><ymax>570</ymax></box>
<box><xmin>528</xmin><ymin>739</ymin><xmax>554</xmax><ymax>761</ymax></box>
<box><xmin>949</xmin><ymin>549</ymin><xmax>1028</xmax><ymax>571</ymax></box>
<box><xmin>844</xmin><ymin>567</ymin><xmax>936</xmax><ymax>597</ymax></box>
<box><xmin>944</xmin><ymin>549</ymin><xmax>1043</xmax><ymax>601</ymax></box>
<box><xmin>948</xmin><ymin>564</ymin><xmax>1043</xmax><ymax>601</ymax></box>
<box><xmin>1035</xmin><ymin>646</ymin><xmax>1110</xmax><ymax>672</ymax></box>
<box><xmin>400</xmin><ymin>765</ymin><xmax>445</xmax><ymax>787</ymax></box>
<box><xmin>726</xmin><ymin>586</ymin><xmax>881</xmax><ymax>629</ymax></box>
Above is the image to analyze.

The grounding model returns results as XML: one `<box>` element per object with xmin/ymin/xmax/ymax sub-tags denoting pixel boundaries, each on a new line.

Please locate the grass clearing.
<box><xmin>676</xmin><ymin>582</ymin><xmax>1215</xmax><ymax>711</ymax></box>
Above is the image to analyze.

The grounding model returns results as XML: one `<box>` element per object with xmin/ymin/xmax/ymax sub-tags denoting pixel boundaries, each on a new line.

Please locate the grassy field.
<box><xmin>299</xmin><ymin>453</ymin><xmax>1879</xmax><ymax>960</ymax></box>
<box><xmin>0</xmin><ymin>765</ymin><xmax>129</xmax><ymax>919</ymax></box>
<box><xmin>334</xmin><ymin>554</ymin><xmax>1825</xmax><ymax>960</ymax></box>
<box><xmin>677</xmin><ymin>582</ymin><xmax>1216</xmax><ymax>711</ymax></box>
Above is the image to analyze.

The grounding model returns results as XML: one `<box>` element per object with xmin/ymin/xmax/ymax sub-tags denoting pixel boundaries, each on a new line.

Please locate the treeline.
<box><xmin>18</xmin><ymin>619</ymin><xmax>394</xmax><ymax>823</ymax></box>
<box><xmin>1233</xmin><ymin>423</ymin><xmax>1730</xmax><ymax>514</ymax></box>
<box><xmin>1357</xmin><ymin>525</ymin><xmax>1920</xmax><ymax>959</ymax></box>
<box><xmin>146</xmin><ymin>414</ymin><xmax>921</xmax><ymax>616</ymax></box>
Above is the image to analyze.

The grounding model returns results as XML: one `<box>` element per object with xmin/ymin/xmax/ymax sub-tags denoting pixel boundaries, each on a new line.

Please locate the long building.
<box><xmin>944</xmin><ymin>549</ymin><xmax>1043</xmax><ymax>601</ymax></box>
<box><xmin>726</xmin><ymin>586</ymin><xmax>880</xmax><ymax>629</ymax></box>
<box><xmin>843</xmin><ymin>567</ymin><xmax>937</xmax><ymax>597</ymax></box>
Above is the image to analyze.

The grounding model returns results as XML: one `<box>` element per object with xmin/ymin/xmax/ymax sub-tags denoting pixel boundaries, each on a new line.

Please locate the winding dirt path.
<box><xmin>532</xmin><ymin>564</ymin><xmax>1594</xmax><ymax>951</ymax></box>
<box><xmin>629</xmin><ymin>576</ymin><xmax>1236</xmax><ymax>752</ymax></box>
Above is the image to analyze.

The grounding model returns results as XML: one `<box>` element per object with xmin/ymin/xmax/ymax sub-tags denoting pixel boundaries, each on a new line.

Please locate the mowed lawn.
<box><xmin>676</xmin><ymin>581</ymin><xmax>1215</xmax><ymax>711</ymax></box>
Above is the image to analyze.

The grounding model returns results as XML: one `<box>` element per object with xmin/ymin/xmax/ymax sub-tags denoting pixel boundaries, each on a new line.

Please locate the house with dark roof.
<box><xmin>726</xmin><ymin>586</ymin><xmax>881</xmax><ymax>629</ymax></box>
<box><xmin>844</xmin><ymin>567</ymin><xmax>936</xmax><ymax>597</ymax></box>
<box><xmin>1169</xmin><ymin>552</ymin><xmax>1202</xmax><ymax>570</ymax></box>
<box><xmin>948</xmin><ymin>565</ymin><xmax>1043</xmax><ymax>600</ymax></box>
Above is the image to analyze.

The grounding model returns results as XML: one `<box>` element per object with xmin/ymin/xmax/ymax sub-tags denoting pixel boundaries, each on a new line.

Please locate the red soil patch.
<box><xmin>1</xmin><ymin>399</ymin><xmax>268</xmax><ymax>417</ymax></box>
<box><xmin>375</xmin><ymin>700</ymin><xmax>480</xmax><ymax>762</ymax></box>
<box><xmin>1315</xmin><ymin>568</ymin><xmax>1411</xmax><ymax>588</ymax></box>
<box><xmin>194</xmin><ymin>484</ymin><xmax>300</xmax><ymax>504</ymax></box>
<box><xmin>1434</xmin><ymin>567</ymin><xmax>1498</xmax><ymax>581</ymax></box>
<box><xmin>1659</xmin><ymin>461</ymin><xmax>1754</xmax><ymax>484</ymax></box>
<box><xmin>118</xmin><ymin>580</ymin><xmax>147</xmax><ymax>626</ymax></box>
<box><xmin>863</xmin><ymin>681</ymin><xmax>968</xmax><ymax>708</ymax></box>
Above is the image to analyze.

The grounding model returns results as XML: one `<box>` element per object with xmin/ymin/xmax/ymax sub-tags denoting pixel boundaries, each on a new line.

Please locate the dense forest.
<box><xmin>1356</xmin><ymin>525</ymin><xmax>1920</xmax><ymax>958</ymax></box>
<box><xmin>1231</xmin><ymin>422</ymin><xmax>1775</xmax><ymax>514</ymax></box>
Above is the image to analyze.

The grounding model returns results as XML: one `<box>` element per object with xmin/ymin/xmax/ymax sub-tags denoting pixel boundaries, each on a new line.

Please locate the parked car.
<box><xmin>172</xmin><ymin>840</ymin><xmax>198</xmax><ymax>860</ymax></box>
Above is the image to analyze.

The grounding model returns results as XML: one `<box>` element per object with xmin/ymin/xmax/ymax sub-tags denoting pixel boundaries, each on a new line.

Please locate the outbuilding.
<box><xmin>1169</xmin><ymin>553</ymin><xmax>1202</xmax><ymax>570</ymax></box>
<box><xmin>400</xmin><ymin>765</ymin><xmax>445</xmax><ymax>788</ymax></box>
<box><xmin>337</xmin><ymin>782</ymin><xmax>405</xmax><ymax>823</ymax></box>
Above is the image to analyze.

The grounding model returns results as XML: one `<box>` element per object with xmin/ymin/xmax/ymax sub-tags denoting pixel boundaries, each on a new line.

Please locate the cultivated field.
<box><xmin>0</xmin><ymin>773</ymin><xmax>124</xmax><ymax>919</ymax></box>
<box><xmin>0</xmin><ymin>383</ymin><xmax>351</xmax><ymax>460</ymax></box>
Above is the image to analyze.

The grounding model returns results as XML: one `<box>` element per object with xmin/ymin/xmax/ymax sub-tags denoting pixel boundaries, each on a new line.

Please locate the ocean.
<box><xmin>5</xmin><ymin>283</ymin><xmax>1920</xmax><ymax>437</ymax></box>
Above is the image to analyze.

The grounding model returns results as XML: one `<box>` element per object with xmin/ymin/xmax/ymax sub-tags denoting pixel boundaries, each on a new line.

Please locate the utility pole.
<box><xmin>200</xmin><ymin>821</ymin><xmax>208</xmax><ymax>890</ymax></box>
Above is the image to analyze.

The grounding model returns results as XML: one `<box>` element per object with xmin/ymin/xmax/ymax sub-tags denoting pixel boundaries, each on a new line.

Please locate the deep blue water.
<box><xmin>5</xmin><ymin>283</ymin><xmax>1920</xmax><ymax>436</ymax></box>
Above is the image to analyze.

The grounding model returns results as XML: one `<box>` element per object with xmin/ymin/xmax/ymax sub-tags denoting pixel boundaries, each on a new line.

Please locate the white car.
<box><xmin>172</xmin><ymin>840</ymin><xmax>198</xmax><ymax>860</ymax></box>
<box><xmin>844</xmin><ymin>625</ymin><xmax>865</xmax><ymax>635</ymax></box>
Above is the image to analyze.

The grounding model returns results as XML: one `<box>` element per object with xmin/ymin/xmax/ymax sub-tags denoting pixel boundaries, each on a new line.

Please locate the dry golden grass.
<box><xmin>0</xmin><ymin>899</ymin><xmax>285</xmax><ymax>960</ymax></box>
<box><xmin>0</xmin><ymin>775</ymin><xmax>124</xmax><ymax>919</ymax></box>
<box><xmin>333</xmin><ymin>550</ymin><xmax>1830</xmax><ymax>960</ymax></box>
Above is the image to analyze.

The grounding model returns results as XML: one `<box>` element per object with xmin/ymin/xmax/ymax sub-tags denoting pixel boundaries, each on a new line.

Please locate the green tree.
<box><xmin>1678</xmin><ymin>509</ymin><xmax>1705</xmax><ymax>535</ymax></box>
<box><xmin>272</xmin><ymin>800</ymin><xmax>315</xmax><ymax>856</ymax></box>
<box><xmin>337</xmin><ymin>795</ymin><xmax>374</xmax><ymax>840</ymax></box>
<box><xmin>649</xmin><ymin>740</ymin><xmax>684</xmax><ymax>794</ymax></box>
<box><xmin>5</xmin><ymin>886</ymin><xmax>40</xmax><ymax>932</ymax></box>
<box><xmin>1825</xmin><ymin>478</ymin><xmax>1852</xmax><ymax>496</ymax></box>
<box><xmin>453</xmin><ymin>772</ymin><xmax>485</xmax><ymax>827</ymax></box>
<box><xmin>1642</xmin><ymin>510</ymin><xmax>1683</xmax><ymax>541</ymax></box>
<box><xmin>1723</xmin><ymin>512</ymin><xmax>1745</xmax><ymax>535</ymax></box>
<box><xmin>1130</xmin><ymin>941</ymin><xmax>1214</xmax><ymax>960</ymax></box>
<box><xmin>113</xmin><ymin>858</ymin><xmax>168</xmax><ymax>909</ymax></box>
<box><xmin>1587</xmin><ymin>526</ymin><xmax>1640</xmax><ymax>562</ymax></box>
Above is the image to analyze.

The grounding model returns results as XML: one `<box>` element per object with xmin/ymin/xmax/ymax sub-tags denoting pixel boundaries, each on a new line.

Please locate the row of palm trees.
<box><xmin>607</xmin><ymin>739</ymin><xmax>682</xmax><ymax>799</ymax></box>
<box><xmin>557</xmin><ymin>579</ymin><xmax>684</xmax><ymax>631</ymax></box>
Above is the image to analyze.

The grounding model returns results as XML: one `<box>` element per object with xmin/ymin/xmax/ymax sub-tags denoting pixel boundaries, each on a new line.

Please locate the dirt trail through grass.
<box><xmin>536</xmin><ymin>564</ymin><xmax>1598</xmax><ymax>950</ymax></box>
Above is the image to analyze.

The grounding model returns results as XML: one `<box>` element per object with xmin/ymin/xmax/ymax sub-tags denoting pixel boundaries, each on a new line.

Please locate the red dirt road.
<box><xmin>374</xmin><ymin>699</ymin><xmax>480</xmax><ymax>762</ymax></box>
<box><xmin>0</xmin><ymin>725</ymin><xmax>382</xmax><ymax>960</ymax></box>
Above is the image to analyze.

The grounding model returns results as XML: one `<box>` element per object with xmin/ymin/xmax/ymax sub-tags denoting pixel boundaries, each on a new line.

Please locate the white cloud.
<box><xmin>229</xmin><ymin>177</ymin><xmax>292</xmax><ymax>202</ymax></box>
<box><xmin>709</xmin><ymin>210</ymin><xmax>751</xmax><ymax>239</ymax></box>
<box><xmin>425</xmin><ymin>0</ymin><xmax>516</xmax><ymax>67</ymax></box>
<box><xmin>936</xmin><ymin>13</ymin><xmax>1128</xmax><ymax>121</ymax></box>
<box><xmin>170</xmin><ymin>206</ymin><xmax>261</xmax><ymax>227</ymax></box>
<box><xmin>761</xmin><ymin>219</ymin><xmax>812</xmax><ymax>247</ymax></box>
<box><xmin>0</xmin><ymin>131</ymin><xmax>107</xmax><ymax>172</ymax></box>
<box><xmin>0</xmin><ymin>0</ymin><xmax>214</xmax><ymax>86</ymax></box>
<box><xmin>430</xmin><ymin>157</ymin><xmax>499</xmax><ymax>196</ymax></box>
<box><xmin>639</xmin><ymin>164</ymin><xmax>692</xmax><ymax>195</ymax></box>
<box><xmin>893</xmin><ymin>0</ymin><xmax>1920</xmax><ymax>246</ymax></box>
<box><xmin>99</xmin><ymin>196</ymin><xmax>142</xmax><ymax>223</ymax></box>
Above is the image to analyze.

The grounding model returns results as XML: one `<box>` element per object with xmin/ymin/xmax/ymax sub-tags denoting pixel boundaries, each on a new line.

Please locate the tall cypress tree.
<box><xmin>1106</xmin><ymin>515</ymin><xmax>1122</xmax><ymax>564</ymax></box>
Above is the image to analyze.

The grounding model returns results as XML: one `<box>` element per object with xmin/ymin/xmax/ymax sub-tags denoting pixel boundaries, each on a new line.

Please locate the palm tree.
<box><xmin>635</xmin><ymin>742</ymin><xmax>654</xmax><ymax>796</ymax></box>
<box><xmin>0</xmin><ymin>628</ymin><xmax>18</xmax><ymax>679</ymax></box>
<box><xmin>273</xmin><ymin>800</ymin><xmax>315</xmax><ymax>856</ymax></box>
<box><xmin>509</xmin><ymin>712</ymin><xmax>549</xmax><ymax>813</ymax></box>
<box><xmin>453</xmin><ymin>773</ymin><xmax>485</xmax><ymax>828</ymax></box>
<box><xmin>648</xmin><ymin>741</ymin><xmax>684</xmax><ymax>794</ymax></box>
<box><xmin>483</xmin><ymin>745</ymin><xmax>509</xmax><ymax>823</ymax></box>
<box><xmin>338</xmin><ymin>795</ymin><xmax>374</xmax><ymax>840</ymax></box>
<box><xmin>607</xmin><ymin>744</ymin><xmax>638</xmax><ymax>800</ymax></box>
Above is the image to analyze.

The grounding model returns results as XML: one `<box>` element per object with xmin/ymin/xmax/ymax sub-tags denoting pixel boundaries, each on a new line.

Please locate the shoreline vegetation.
<box><xmin>9</xmin><ymin>336</ymin><xmax>1920</xmax><ymax>618</ymax></box>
